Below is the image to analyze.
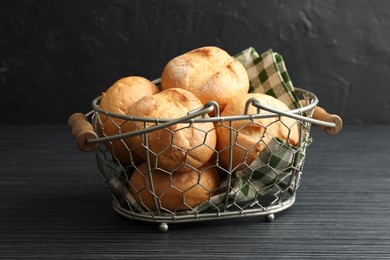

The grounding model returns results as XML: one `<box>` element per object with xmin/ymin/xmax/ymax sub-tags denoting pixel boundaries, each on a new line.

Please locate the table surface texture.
<box><xmin>0</xmin><ymin>124</ymin><xmax>389</xmax><ymax>259</ymax></box>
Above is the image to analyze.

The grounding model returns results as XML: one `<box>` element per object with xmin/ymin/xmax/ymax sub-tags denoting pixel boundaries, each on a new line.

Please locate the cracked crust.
<box><xmin>129</xmin><ymin>162</ymin><xmax>221</xmax><ymax>211</ymax></box>
<box><xmin>123</xmin><ymin>88</ymin><xmax>217</xmax><ymax>172</ymax></box>
<box><xmin>98</xmin><ymin>76</ymin><xmax>160</xmax><ymax>165</ymax></box>
<box><xmin>161</xmin><ymin>46</ymin><xmax>249</xmax><ymax>112</ymax></box>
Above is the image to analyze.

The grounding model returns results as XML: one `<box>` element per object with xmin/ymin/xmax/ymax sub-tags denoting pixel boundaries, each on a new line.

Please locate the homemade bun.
<box><xmin>130</xmin><ymin>162</ymin><xmax>221</xmax><ymax>211</ymax></box>
<box><xmin>161</xmin><ymin>46</ymin><xmax>249</xmax><ymax>112</ymax></box>
<box><xmin>217</xmin><ymin>93</ymin><xmax>299</xmax><ymax>171</ymax></box>
<box><xmin>123</xmin><ymin>88</ymin><xmax>217</xmax><ymax>172</ymax></box>
<box><xmin>98</xmin><ymin>76</ymin><xmax>160</xmax><ymax>165</ymax></box>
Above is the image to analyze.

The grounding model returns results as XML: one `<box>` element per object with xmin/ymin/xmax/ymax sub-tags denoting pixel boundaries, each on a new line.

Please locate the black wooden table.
<box><xmin>1</xmin><ymin>124</ymin><xmax>389</xmax><ymax>259</ymax></box>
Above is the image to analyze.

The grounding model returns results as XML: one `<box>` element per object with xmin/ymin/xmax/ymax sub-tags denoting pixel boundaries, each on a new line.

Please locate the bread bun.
<box><xmin>161</xmin><ymin>46</ymin><xmax>249</xmax><ymax>112</ymax></box>
<box><xmin>123</xmin><ymin>88</ymin><xmax>217</xmax><ymax>172</ymax></box>
<box><xmin>98</xmin><ymin>76</ymin><xmax>160</xmax><ymax>165</ymax></box>
<box><xmin>216</xmin><ymin>93</ymin><xmax>299</xmax><ymax>171</ymax></box>
<box><xmin>130</xmin><ymin>162</ymin><xmax>221</xmax><ymax>211</ymax></box>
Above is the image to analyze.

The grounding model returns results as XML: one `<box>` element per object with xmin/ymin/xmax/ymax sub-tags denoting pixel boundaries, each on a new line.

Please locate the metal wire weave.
<box><xmin>91</xmin><ymin>88</ymin><xmax>317</xmax><ymax>223</ymax></box>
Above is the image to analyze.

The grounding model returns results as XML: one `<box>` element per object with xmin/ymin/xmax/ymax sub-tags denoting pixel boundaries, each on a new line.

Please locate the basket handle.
<box><xmin>68</xmin><ymin>102</ymin><xmax>216</xmax><ymax>150</ymax></box>
<box><xmin>300</xmin><ymin>100</ymin><xmax>343</xmax><ymax>135</ymax></box>
<box><xmin>251</xmin><ymin>99</ymin><xmax>343</xmax><ymax>135</ymax></box>
<box><xmin>311</xmin><ymin>105</ymin><xmax>343</xmax><ymax>135</ymax></box>
<box><xmin>68</xmin><ymin>113</ymin><xmax>98</xmax><ymax>152</ymax></box>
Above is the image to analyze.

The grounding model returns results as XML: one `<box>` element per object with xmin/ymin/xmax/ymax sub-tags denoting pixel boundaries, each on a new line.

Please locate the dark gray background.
<box><xmin>1</xmin><ymin>0</ymin><xmax>389</xmax><ymax>124</ymax></box>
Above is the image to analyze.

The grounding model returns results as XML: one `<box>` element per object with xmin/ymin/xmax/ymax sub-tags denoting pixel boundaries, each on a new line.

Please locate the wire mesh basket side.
<box><xmin>91</xmin><ymin>90</ymin><xmax>316</xmax><ymax>223</ymax></box>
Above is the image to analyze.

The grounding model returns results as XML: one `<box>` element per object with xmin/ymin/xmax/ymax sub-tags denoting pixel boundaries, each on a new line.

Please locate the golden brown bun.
<box><xmin>98</xmin><ymin>76</ymin><xmax>160</xmax><ymax>165</ymax></box>
<box><xmin>216</xmin><ymin>93</ymin><xmax>300</xmax><ymax>171</ymax></box>
<box><xmin>123</xmin><ymin>88</ymin><xmax>217</xmax><ymax>172</ymax></box>
<box><xmin>161</xmin><ymin>46</ymin><xmax>249</xmax><ymax>112</ymax></box>
<box><xmin>130</xmin><ymin>162</ymin><xmax>221</xmax><ymax>211</ymax></box>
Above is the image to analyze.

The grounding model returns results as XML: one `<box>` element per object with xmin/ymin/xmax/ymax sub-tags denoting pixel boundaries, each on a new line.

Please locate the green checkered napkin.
<box><xmin>234</xmin><ymin>47</ymin><xmax>301</xmax><ymax>109</ymax></box>
<box><xmin>194</xmin><ymin>137</ymin><xmax>307</xmax><ymax>213</ymax></box>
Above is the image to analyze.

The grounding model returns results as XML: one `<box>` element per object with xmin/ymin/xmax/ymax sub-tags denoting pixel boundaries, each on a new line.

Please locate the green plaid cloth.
<box><xmin>194</xmin><ymin>137</ymin><xmax>307</xmax><ymax>212</ymax></box>
<box><xmin>233</xmin><ymin>137</ymin><xmax>305</xmax><ymax>199</ymax></box>
<box><xmin>234</xmin><ymin>47</ymin><xmax>301</xmax><ymax>109</ymax></box>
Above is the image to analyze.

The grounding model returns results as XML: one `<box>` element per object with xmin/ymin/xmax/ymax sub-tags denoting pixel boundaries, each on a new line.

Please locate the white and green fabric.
<box><xmin>194</xmin><ymin>137</ymin><xmax>307</xmax><ymax>212</ymax></box>
<box><xmin>235</xmin><ymin>47</ymin><xmax>301</xmax><ymax>110</ymax></box>
<box><xmin>234</xmin><ymin>137</ymin><xmax>305</xmax><ymax>199</ymax></box>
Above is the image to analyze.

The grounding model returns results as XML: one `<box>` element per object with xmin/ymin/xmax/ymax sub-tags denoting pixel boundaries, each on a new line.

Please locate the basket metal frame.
<box><xmin>87</xmin><ymin>88</ymin><xmax>334</xmax><ymax>145</ymax></box>
<box><xmin>89</xmin><ymin>88</ymin><xmax>333</xmax><ymax>230</ymax></box>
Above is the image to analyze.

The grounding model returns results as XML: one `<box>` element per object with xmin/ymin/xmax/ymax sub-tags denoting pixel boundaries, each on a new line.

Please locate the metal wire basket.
<box><xmin>69</xmin><ymin>85</ymin><xmax>342</xmax><ymax>232</ymax></box>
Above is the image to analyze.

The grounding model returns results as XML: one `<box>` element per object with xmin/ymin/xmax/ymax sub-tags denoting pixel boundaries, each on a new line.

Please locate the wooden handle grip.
<box><xmin>68</xmin><ymin>113</ymin><xmax>98</xmax><ymax>152</ymax></box>
<box><xmin>312</xmin><ymin>106</ymin><xmax>343</xmax><ymax>135</ymax></box>
<box><xmin>301</xmin><ymin>101</ymin><xmax>343</xmax><ymax>135</ymax></box>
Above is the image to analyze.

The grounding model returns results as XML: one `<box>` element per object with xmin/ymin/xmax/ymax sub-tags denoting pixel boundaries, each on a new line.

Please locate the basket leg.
<box><xmin>265</xmin><ymin>214</ymin><xmax>275</xmax><ymax>222</ymax></box>
<box><xmin>158</xmin><ymin>222</ymin><xmax>169</xmax><ymax>233</ymax></box>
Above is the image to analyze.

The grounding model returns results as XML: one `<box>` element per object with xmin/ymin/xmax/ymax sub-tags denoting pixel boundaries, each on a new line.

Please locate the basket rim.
<box><xmin>91</xmin><ymin>87</ymin><xmax>319</xmax><ymax>123</ymax></box>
